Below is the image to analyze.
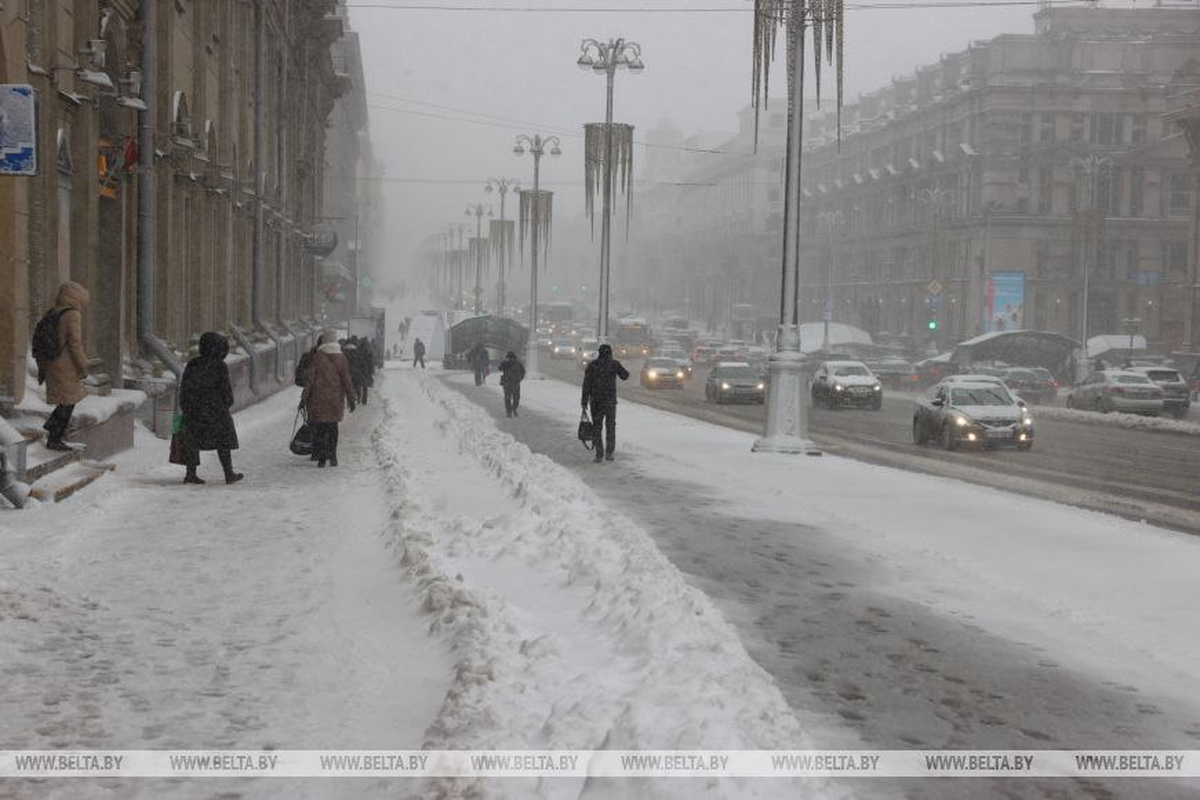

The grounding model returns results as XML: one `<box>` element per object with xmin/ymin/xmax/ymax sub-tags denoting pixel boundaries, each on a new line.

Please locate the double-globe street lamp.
<box><xmin>465</xmin><ymin>202</ymin><xmax>491</xmax><ymax>314</ymax></box>
<box><xmin>514</xmin><ymin>133</ymin><xmax>561</xmax><ymax>378</ymax></box>
<box><xmin>485</xmin><ymin>177</ymin><xmax>520</xmax><ymax>317</ymax></box>
<box><xmin>577</xmin><ymin>37</ymin><xmax>643</xmax><ymax>342</ymax></box>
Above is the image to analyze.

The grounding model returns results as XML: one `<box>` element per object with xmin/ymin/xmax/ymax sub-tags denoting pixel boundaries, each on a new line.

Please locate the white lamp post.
<box><xmin>577</xmin><ymin>37</ymin><xmax>643</xmax><ymax>343</ymax></box>
<box><xmin>485</xmin><ymin>177</ymin><xmax>520</xmax><ymax>317</ymax></box>
<box><xmin>465</xmin><ymin>203</ymin><xmax>491</xmax><ymax>314</ymax></box>
<box><xmin>514</xmin><ymin>134</ymin><xmax>561</xmax><ymax>379</ymax></box>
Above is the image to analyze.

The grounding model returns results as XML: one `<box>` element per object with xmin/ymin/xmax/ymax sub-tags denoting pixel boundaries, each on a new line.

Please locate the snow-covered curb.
<box><xmin>1029</xmin><ymin>403</ymin><xmax>1200</xmax><ymax>435</ymax></box>
<box><xmin>370</xmin><ymin>371</ymin><xmax>847</xmax><ymax>800</ymax></box>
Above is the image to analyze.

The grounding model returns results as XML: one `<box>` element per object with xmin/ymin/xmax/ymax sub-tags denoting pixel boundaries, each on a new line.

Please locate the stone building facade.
<box><xmin>0</xmin><ymin>0</ymin><xmax>367</xmax><ymax>416</ymax></box>
<box><xmin>629</xmin><ymin>5</ymin><xmax>1198</xmax><ymax>354</ymax></box>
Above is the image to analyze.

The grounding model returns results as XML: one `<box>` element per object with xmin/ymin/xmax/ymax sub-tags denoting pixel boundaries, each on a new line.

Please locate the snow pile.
<box><xmin>371</xmin><ymin>372</ymin><xmax>844</xmax><ymax>800</ymax></box>
<box><xmin>1031</xmin><ymin>403</ymin><xmax>1200</xmax><ymax>435</ymax></box>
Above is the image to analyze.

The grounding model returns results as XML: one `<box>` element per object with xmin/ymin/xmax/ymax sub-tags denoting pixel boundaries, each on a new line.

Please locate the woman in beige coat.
<box><xmin>40</xmin><ymin>281</ymin><xmax>91</xmax><ymax>450</ymax></box>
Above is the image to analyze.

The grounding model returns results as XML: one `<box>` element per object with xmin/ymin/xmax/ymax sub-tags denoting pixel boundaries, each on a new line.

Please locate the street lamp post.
<box><xmin>485</xmin><ymin>177</ymin><xmax>520</xmax><ymax>317</ymax></box>
<box><xmin>514</xmin><ymin>133</ymin><xmax>561</xmax><ymax>379</ymax></box>
<box><xmin>1071</xmin><ymin>154</ymin><xmax>1111</xmax><ymax>376</ymax></box>
<box><xmin>577</xmin><ymin>37</ymin><xmax>644</xmax><ymax>343</ymax></box>
<box><xmin>816</xmin><ymin>210</ymin><xmax>844</xmax><ymax>352</ymax></box>
<box><xmin>465</xmin><ymin>203</ymin><xmax>491</xmax><ymax>314</ymax></box>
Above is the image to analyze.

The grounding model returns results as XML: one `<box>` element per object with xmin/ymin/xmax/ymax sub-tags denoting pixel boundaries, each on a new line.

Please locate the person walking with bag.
<box><xmin>178</xmin><ymin>332</ymin><xmax>243</xmax><ymax>484</ymax></box>
<box><xmin>412</xmin><ymin>337</ymin><xmax>426</xmax><ymax>369</ymax></box>
<box><xmin>302</xmin><ymin>331</ymin><xmax>356</xmax><ymax>467</ymax></box>
<box><xmin>36</xmin><ymin>281</ymin><xmax>91</xmax><ymax>451</ymax></box>
<box><xmin>498</xmin><ymin>351</ymin><xmax>525</xmax><ymax>417</ymax></box>
<box><xmin>581</xmin><ymin>343</ymin><xmax>629</xmax><ymax>462</ymax></box>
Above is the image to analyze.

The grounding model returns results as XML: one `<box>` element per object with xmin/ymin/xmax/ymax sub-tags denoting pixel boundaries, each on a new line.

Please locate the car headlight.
<box><xmin>834</xmin><ymin>384</ymin><xmax>844</xmax><ymax>392</ymax></box>
<box><xmin>721</xmin><ymin>382</ymin><xmax>731</xmax><ymax>390</ymax></box>
<box><xmin>756</xmin><ymin>382</ymin><xmax>765</xmax><ymax>390</ymax></box>
<box><xmin>954</xmin><ymin>415</ymin><xmax>970</xmax><ymax>427</ymax></box>
<box><xmin>647</xmin><ymin>369</ymin><xmax>658</xmax><ymax>379</ymax></box>
<box><xmin>676</xmin><ymin>371</ymin><xmax>685</xmax><ymax>379</ymax></box>
<box><xmin>1022</xmin><ymin>414</ymin><xmax>1033</xmax><ymax>427</ymax></box>
<box><xmin>873</xmin><ymin>383</ymin><xmax>882</xmax><ymax>392</ymax></box>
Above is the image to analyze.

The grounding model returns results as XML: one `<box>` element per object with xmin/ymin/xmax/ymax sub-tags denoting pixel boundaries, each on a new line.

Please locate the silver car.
<box><xmin>1065</xmin><ymin>370</ymin><xmax>1164</xmax><ymax>416</ymax></box>
<box><xmin>1125</xmin><ymin>366</ymin><xmax>1191</xmax><ymax>418</ymax></box>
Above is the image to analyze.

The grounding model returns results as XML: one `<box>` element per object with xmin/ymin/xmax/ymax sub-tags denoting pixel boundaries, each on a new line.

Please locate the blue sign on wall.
<box><xmin>0</xmin><ymin>85</ymin><xmax>38</xmax><ymax>176</ymax></box>
<box><xmin>987</xmin><ymin>271</ymin><xmax>1025</xmax><ymax>332</ymax></box>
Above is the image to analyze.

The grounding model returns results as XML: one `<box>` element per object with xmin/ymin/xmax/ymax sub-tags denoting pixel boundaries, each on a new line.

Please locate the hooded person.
<box><xmin>178</xmin><ymin>331</ymin><xmax>243</xmax><ymax>484</ymax></box>
<box><xmin>581</xmin><ymin>343</ymin><xmax>629</xmax><ymax>462</ymax></box>
<box><xmin>498</xmin><ymin>350</ymin><xmax>526</xmax><ymax>417</ymax></box>
<box><xmin>301</xmin><ymin>329</ymin><xmax>356</xmax><ymax>467</ymax></box>
<box><xmin>40</xmin><ymin>281</ymin><xmax>92</xmax><ymax>450</ymax></box>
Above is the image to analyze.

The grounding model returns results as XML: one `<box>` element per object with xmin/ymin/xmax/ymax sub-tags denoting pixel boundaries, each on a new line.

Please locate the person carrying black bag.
<box><xmin>302</xmin><ymin>330</ymin><xmax>356</xmax><ymax>467</ymax></box>
<box><xmin>581</xmin><ymin>343</ymin><xmax>629</xmax><ymax>462</ymax></box>
<box><xmin>498</xmin><ymin>351</ymin><xmax>525</xmax><ymax>417</ymax></box>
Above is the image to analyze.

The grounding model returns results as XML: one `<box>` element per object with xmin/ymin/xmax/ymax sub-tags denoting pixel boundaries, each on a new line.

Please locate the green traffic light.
<box><xmin>927</xmin><ymin>318</ymin><xmax>939</xmax><ymax>331</ymax></box>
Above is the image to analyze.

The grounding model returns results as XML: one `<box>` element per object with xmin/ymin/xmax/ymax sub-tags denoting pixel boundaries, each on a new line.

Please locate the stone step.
<box><xmin>27</xmin><ymin>460</ymin><xmax>116</xmax><ymax>504</ymax></box>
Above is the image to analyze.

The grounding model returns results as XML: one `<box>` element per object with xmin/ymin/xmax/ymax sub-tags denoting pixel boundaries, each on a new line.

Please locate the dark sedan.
<box><xmin>704</xmin><ymin>362</ymin><xmax>766</xmax><ymax>404</ymax></box>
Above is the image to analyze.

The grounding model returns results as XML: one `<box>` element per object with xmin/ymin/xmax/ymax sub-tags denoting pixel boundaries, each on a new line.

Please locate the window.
<box><xmin>1090</xmin><ymin>112</ymin><xmax>1124</xmax><ymax>146</ymax></box>
<box><xmin>1019</xmin><ymin>112</ymin><xmax>1033</xmax><ymax>145</ymax></box>
<box><xmin>1130</xmin><ymin>115</ymin><xmax>1147</xmax><ymax>145</ymax></box>
<box><xmin>1129</xmin><ymin>166</ymin><xmax>1144</xmax><ymax>217</ymax></box>
<box><xmin>1070</xmin><ymin>113</ymin><xmax>1085</xmax><ymax>143</ymax></box>
<box><xmin>1163</xmin><ymin>242</ymin><xmax>1187</xmax><ymax>278</ymax></box>
<box><xmin>1039</xmin><ymin>113</ymin><xmax>1055</xmax><ymax>144</ymax></box>
<box><xmin>1168</xmin><ymin>174</ymin><xmax>1191</xmax><ymax>218</ymax></box>
<box><xmin>1037</xmin><ymin>168</ymin><xmax>1052</xmax><ymax>215</ymax></box>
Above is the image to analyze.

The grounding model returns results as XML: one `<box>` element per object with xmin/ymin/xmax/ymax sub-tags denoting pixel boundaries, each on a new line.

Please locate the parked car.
<box><xmin>550</xmin><ymin>338</ymin><xmax>577</xmax><ymax>360</ymax></box>
<box><xmin>1001</xmin><ymin>367</ymin><xmax>1058</xmax><ymax>405</ymax></box>
<box><xmin>1123</xmin><ymin>366</ymin><xmax>1190</xmax><ymax>418</ymax></box>
<box><xmin>1065</xmin><ymin>370</ymin><xmax>1164</xmax><ymax>416</ymax></box>
<box><xmin>639</xmin><ymin>357</ymin><xmax>686</xmax><ymax>389</ymax></box>
<box><xmin>913</xmin><ymin>380</ymin><xmax>1034</xmax><ymax>451</ymax></box>
<box><xmin>704</xmin><ymin>362</ymin><xmax>766</xmax><ymax>404</ymax></box>
<box><xmin>810</xmin><ymin>360</ymin><xmax>883</xmax><ymax>410</ymax></box>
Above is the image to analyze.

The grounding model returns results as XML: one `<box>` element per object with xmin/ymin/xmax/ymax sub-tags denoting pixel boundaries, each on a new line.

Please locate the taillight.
<box><xmin>1106</xmin><ymin>386</ymin><xmax>1125</xmax><ymax>395</ymax></box>
<box><xmin>1050</xmin><ymin>380</ymin><xmax>1059</xmax><ymax>389</ymax></box>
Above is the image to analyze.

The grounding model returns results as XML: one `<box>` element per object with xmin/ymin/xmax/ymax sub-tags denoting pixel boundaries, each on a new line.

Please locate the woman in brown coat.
<box><xmin>300</xmin><ymin>332</ymin><xmax>356</xmax><ymax>467</ymax></box>
<box><xmin>41</xmin><ymin>281</ymin><xmax>91</xmax><ymax>450</ymax></box>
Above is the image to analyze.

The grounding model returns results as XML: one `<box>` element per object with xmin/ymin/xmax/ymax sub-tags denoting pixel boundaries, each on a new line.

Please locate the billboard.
<box><xmin>987</xmin><ymin>271</ymin><xmax>1025</xmax><ymax>333</ymax></box>
<box><xmin>0</xmin><ymin>85</ymin><xmax>37</xmax><ymax>176</ymax></box>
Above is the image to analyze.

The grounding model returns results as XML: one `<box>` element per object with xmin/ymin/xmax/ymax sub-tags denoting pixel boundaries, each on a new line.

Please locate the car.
<box><xmin>550</xmin><ymin>338</ymin><xmax>577</xmax><ymax>360</ymax></box>
<box><xmin>867</xmin><ymin>359</ymin><xmax>920</xmax><ymax>392</ymax></box>
<box><xmin>810</xmin><ymin>360</ymin><xmax>883</xmax><ymax>410</ymax></box>
<box><xmin>640</xmin><ymin>357</ymin><xmax>687</xmax><ymax>389</ymax></box>
<box><xmin>654</xmin><ymin>347</ymin><xmax>694</xmax><ymax>378</ymax></box>
<box><xmin>1125</xmin><ymin>366</ymin><xmax>1191</xmax><ymax>418</ymax></box>
<box><xmin>913</xmin><ymin>380</ymin><xmax>1034</xmax><ymax>451</ymax></box>
<box><xmin>1065</xmin><ymin>370</ymin><xmax>1164</xmax><ymax>416</ymax></box>
<box><xmin>1000</xmin><ymin>367</ymin><xmax>1058</xmax><ymax>405</ymax></box>
<box><xmin>704</xmin><ymin>362</ymin><xmax>766</xmax><ymax>404</ymax></box>
<box><xmin>576</xmin><ymin>338</ymin><xmax>599</xmax><ymax>370</ymax></box>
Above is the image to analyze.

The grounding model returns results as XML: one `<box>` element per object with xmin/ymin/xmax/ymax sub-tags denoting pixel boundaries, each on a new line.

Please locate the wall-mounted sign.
<box><xmin>0</xmin><ymin>85</ymin><xmax>37</xmax><ymax>176</ymax></box>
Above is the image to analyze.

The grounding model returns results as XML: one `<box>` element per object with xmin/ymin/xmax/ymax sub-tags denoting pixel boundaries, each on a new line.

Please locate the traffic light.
<box><xmin>926</xmin><ymin>315</ymin><xmax>939</xmax><ymax>332</ymax></box>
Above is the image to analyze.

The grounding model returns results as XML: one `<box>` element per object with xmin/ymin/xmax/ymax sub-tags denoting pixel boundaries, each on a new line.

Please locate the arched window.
<box><xmin>172</xmin><ymin>91</ymin><xmax>191</xmax><ymax>140</ymax></box>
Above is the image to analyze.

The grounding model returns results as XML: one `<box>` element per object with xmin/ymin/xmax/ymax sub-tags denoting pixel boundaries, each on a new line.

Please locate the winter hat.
<box><xmin>598</xmin><ymin>344</ymin><xmax>613</xmax><ymax>357</ymax></box>
<box><xmin>505</xmin><ymin>351</ymin><xmax>517</xmax><ymax>359</ymax></box>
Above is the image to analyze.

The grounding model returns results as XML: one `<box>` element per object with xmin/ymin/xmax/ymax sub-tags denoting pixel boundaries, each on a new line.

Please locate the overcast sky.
<box><xmin>345</xmin><ymin>0</ymin><xmax>1136</xmax><ymax>287</ymax></box>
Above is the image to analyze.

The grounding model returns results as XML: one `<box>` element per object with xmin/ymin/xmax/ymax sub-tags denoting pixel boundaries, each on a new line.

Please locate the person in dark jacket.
<box><xmin>412</xmin><ymin>338</ymin><xmax>426</xmax><ymax>369</ymax></box>
<box><xmin>498</xmin><ymin>351</ymin><xmax>526</xmax><ymax>417</ymax></box>
<box><xmin>303</xmin><ymin>331</ymin><xmax>356</xmax><ymax>467</ymax></box>
<box><xmin>469</xmin><ymin>340</ymin><xmax>490</xmax><ymax>386</ymax></box>
<box><xmin>178</xmin><ymin>331</ymin><xmax>243</xmax><ymax>484</ymax></box>
<box><xmin>581</xmin><ymin>343</ymin><xmax>629</xmax><ymax>462</ymax></box>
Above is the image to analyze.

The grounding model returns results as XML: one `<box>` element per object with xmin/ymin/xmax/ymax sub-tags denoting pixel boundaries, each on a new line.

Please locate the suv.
<box><xmin>1065</xmin><ymin>370</ymin><xmax>1164</xmax><ymax>416</ymax></box>
<box><xmin>811</xmin><ymin>360</ymin><xmax>883</xmax><ymax>410</ymax></box>
<box><xmin>1001</xmin><ymin>367</ymin><xmax>1057</xmax><ymax>405</ymax></box>
<box><xmin>1125</xmin><ymin>366</ymin><xmax>1191</xmax><ymax>418</ymax></box>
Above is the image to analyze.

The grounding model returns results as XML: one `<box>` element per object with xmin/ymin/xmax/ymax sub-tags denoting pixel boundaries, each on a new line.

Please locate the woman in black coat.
<box><xmin>179</xmin><ymin>331</ymin><xmax>244</xmax><ymax>484</ymax></box>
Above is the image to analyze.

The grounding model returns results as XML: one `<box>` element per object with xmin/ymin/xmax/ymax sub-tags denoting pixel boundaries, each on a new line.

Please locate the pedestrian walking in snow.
<box><xmin>412</xmin><ymin>337</ymin><xmax>426</xmax><ymax>369</ymax></box>
<box><xmin>303</xmin><ymin>331</ymin><xmax>356</xmax><ymax>467</ymax></box>
<box><xmin>581</xmin><ymin>343</ymin><xmax>629</xmax><ymax>462</ymax></box>
<box><xmin>36</xmin><ymin>281</ymin><xmax>92</xmax><ymax>451</ymax></box>
<box><xmin>469</xmin><ymin>340</ymin><xmax>489</xmax><ymax>386</ymax></box>
<box><xmin>499</xmin><ymin>351</ymin><xmax>525</xmax><ymax>417</ymax></box>
<box><xmin>178</xmin><ymin>332</ymin><xmax>243</xmax><ymax>484</ymax></box>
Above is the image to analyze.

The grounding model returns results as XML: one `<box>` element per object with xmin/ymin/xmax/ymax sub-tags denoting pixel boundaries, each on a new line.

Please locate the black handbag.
<box><xmin>577</xmin><ymin>410</ymin><xmax>595</xmax><ymax>449</ymax></box>
<box><xmin>289</xmin><ymin>403</ymin><xmax>315</xmax><ymax>456</ymax></box>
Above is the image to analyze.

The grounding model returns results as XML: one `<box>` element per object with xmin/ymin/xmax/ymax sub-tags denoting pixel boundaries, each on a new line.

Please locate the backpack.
<box><xmin>294</xmin><ymin>350</ymin><xmax>313</xmax><ymax>387</ymax></box>
<box><xmin>31</xmin><ymin>309</ymin><xmax>67</xmax><ymax>384</ymax></box>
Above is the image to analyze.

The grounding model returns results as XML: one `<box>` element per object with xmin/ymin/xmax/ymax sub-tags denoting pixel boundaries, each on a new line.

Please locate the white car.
<box><xmin>810</xmin><ymin>360</ymin><xmax>883</xmax><ymax>410</ymax></box>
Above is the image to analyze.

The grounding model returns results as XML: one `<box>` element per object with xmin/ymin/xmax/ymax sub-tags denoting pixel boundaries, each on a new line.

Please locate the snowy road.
<box><xmin>444</xmin><ymin>368</ymin><xmax>1200</xmax><ymax>800</ymax></box>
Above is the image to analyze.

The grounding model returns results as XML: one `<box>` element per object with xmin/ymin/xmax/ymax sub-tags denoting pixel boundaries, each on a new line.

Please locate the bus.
<box><xmin>541</xmin><ymin>301</ymin><xmax>574</xmax><ymax>333</ymax></box>
<box><xmin>613</xmin><ymin>317</ymin><xmax>654</xmax><ymax>359</ymax></box>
